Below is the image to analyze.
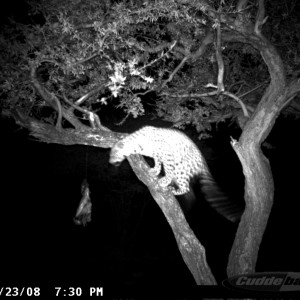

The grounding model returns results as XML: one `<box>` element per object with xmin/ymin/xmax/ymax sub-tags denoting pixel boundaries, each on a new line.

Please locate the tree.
<box><xmin>1</xmin><ymin>0</ymin><xmax>300</xmax><ymax>285</ymax></box>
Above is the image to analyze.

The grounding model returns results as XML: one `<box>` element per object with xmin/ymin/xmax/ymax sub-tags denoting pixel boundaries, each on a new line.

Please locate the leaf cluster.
<box><xmin>0</xmin><ymin>0</ymin><xmax>298</xmax><ymax>134</ymax></box>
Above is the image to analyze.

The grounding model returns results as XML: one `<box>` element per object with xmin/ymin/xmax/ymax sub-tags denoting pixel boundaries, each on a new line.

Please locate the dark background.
<box><xmin>1</xmin><ymin>115</ymin><xmax>300</xmax><ymax>290</ymax></box>
<box><xmin>1</xmin><ymin>1</ymin><xmax>300</xmax><ymax>296</ymax></box>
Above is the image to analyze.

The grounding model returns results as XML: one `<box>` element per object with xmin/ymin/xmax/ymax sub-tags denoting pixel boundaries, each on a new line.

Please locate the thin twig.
<box><xmin>162</xmin><ymin>56</ymin><xmax>189</xmax><ymax>88</ymax></box>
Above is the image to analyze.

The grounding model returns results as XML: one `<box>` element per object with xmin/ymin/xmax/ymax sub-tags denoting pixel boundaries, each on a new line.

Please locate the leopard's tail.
<box><xmin>200</xmin><ymin>172</ymin><xmax>244</xmax><ymax>222</ymax></box>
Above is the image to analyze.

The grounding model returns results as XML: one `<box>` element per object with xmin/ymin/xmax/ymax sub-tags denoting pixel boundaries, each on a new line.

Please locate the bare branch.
<box><xmin>75</xmin><ymin>85</ymin><xmax>104</xmax><ymax>106</ymax></box>
<box><xmin>280</xmin><ymin>79</ymin><xmax>300</xmax><ymax>111</ymax></box>
<box><xmin>161</xmin><ymin>91</ymin><xmax>220</xmax><ymax>109</ymax></box>
<box><xmin>191</xmin><ymin>31</ymin><xmax>214</xmax><ymax>61</ymax></box>
<box><xmin>68</xmin><ymin>52</ymin><xmax>100</xmax><ymax>69</ymax></box>
<box><xmin>163</xmin><ymin>90</ymin><xmax>219</xmax><ymax>98</ymax></box>
<box><xmin>238</xmin><ymin>82</ymin><xmax>268</xmax><ymax>98</ymax></box>
<box><xmin>62</xmin><ymin>94</ymin><xmax>110</xmax><ymax>131</ymax></box>
<box><xmin>140</xmin><ymin>41</ymin><xmax>177</xmax><ymax>71</ymax></box>
<box><xmin>62</xmin><ymin>93</ymin><xmax>91</xmax><ymax>115</ymax></box>
<box><xmin>30</xmin><ymin>63</ymin><xmax>81</xmax><ymax>129</ymax></box>
<box><xmin>135</xmin><ymin>40</ymin><xmax>175</xmax><ymax>53</ymax></box>
<box><xmin>115</xmin><ymin>112</ymin><xmax>130</xmax><ymax>126</ymax></box>
<box><xmin>67</xmin><ymin>34</ymin><xmax>108</xmax><ymax>69</ymax></box>
<box><xmin>223</xmin><ymin>91</ymin><xmax>250</xmax><ymax>117</ymax></box>
<box><xmin>236</xmin><ymin>0</ymin><xmax>249</xmax><ymax>11</ymax></box>
<box><xmin>162</xmin><ymin>56</ymin><xmax>189</xmax><ymax>88</ymax></box>
<box><xmin>254</xmin><ymin>0</ymin><xmax>268</xmax><ymax>36</ymax></box>
<box><xmin>215</xmin><ymin>16</ymin><xmax>225</xmax><ymax>92</ymax></box>
<box><xmin>206</xmin><ymin>83</ymin><xmax>250</xmax><ymax>117</ymax></box>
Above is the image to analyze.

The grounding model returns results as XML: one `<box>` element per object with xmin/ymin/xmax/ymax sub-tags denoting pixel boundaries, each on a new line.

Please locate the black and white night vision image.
<box><xmin>1</xmin><ymin>0</ymin><xmax>300</xmax><ymax>297</ymax></box>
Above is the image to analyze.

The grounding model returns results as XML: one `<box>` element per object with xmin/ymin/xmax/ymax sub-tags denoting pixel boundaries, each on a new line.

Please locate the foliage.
<box><xmin>0</xmin><ymin>0</ymin><xmax>299</xmax><ymax>135</ymax></box>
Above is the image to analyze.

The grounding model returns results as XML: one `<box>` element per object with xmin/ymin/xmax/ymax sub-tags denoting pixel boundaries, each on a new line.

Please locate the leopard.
<box><xmin>109</xmin><ymin>126</ymin><xmax>242</xmax><ymax>222</ymax></box>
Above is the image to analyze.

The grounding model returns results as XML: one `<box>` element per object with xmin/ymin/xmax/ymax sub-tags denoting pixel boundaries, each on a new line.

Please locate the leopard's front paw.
<box><xmin>148</xmin><ymin>168</ymin><xmax>160</xmax><ymax>177</ymax></box>
<box><xmin>158</xmin><ymin>177</ymin><xmax>176</xmax><ymax>190</ymax></box>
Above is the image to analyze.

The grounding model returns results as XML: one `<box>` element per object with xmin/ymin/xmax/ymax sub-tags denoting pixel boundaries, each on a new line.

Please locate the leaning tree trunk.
<box><xmin>227</xmin><ymin>35</ymin><xmax>288</xmax><ymax>276</ymax></box>
<box><xmin>128</xmin><ymin>155</ymin><xmax>217</xmax><ymax>285</ymax></box>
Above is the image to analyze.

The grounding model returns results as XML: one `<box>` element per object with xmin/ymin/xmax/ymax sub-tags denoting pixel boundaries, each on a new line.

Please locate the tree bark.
<box><xmin>128</xmin><ymin>155</ymin><xmax>217</xmax><ymax>285</ymax></box>
<box><xmin>227</xmin><ymin>34</ymin><xmax>288</xmax><ymax>276</ymax></box>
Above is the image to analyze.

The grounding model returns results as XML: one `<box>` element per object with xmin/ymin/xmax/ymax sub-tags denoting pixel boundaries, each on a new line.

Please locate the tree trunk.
<box><xmin>227</xmin><ymin>35</ymin><xmax>287</xmax><ymax>276</ymax></box>
<box><xmin>228</xmin><ymin>139</ymin><xmax>274</xmax><ymax>275</ymax></box>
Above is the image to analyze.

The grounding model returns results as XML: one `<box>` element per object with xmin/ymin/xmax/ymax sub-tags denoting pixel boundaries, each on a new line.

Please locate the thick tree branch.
<box><xmin>10</xmin><ymin>112</ymin><xmax>116</xmax><ymax>147</ymax></box>
<box><xmin>127</xmin><ymin>155</ymin><xmax>217</xmax><ymax>285</ymax></box>
<box><xmin>30</xmin><ymin>64</ymin><xmax>82</xmax><ymax>129</ymax></box>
